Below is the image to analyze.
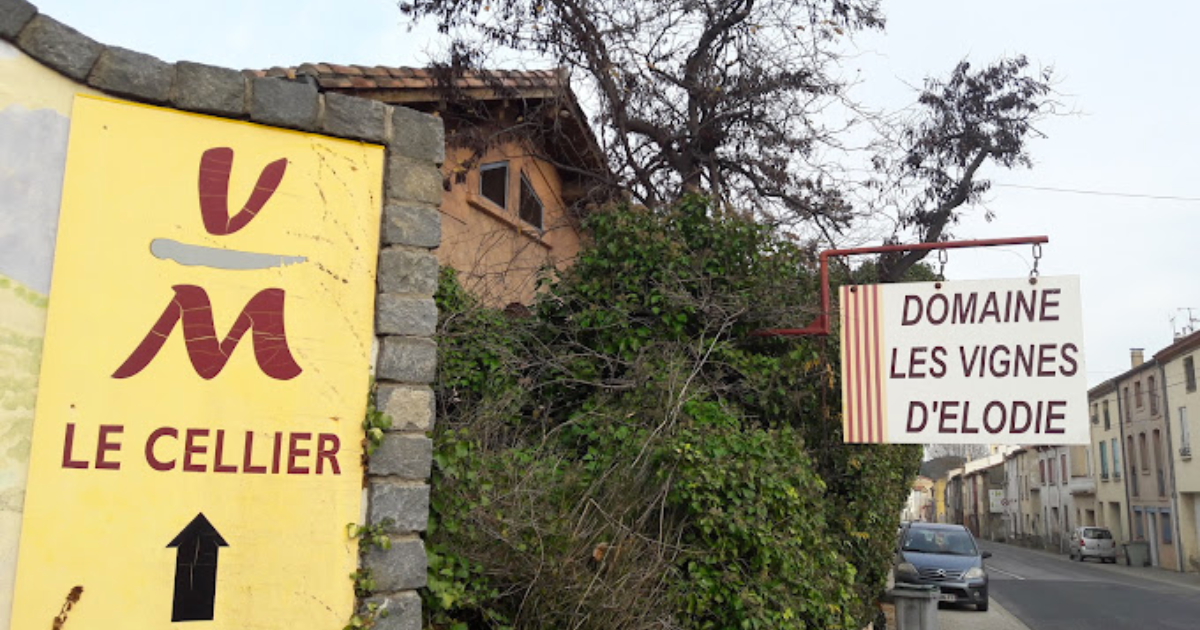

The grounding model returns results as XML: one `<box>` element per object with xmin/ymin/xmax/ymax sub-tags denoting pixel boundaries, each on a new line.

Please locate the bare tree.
<box><xmin>399</xmin><ymin>0</ymin><xmax>1055</xmax><ymax>278</ymax></box>
<box><xmin>876</xmin><ymin>56</ymin><xmax>1054</xmax><ymax>281</ymax></box>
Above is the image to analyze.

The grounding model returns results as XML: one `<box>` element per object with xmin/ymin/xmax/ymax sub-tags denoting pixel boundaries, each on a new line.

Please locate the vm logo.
<box><xmin>113</xmin><ymin>148</ymin><xmax>304</xmax><ymax>381</ymax></box>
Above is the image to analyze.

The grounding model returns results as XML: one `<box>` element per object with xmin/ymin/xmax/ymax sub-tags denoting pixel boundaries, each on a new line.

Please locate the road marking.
<box><xmin>989</xmin><ymin>566</ymin><xmax>1027</xmax><ymax>580</ymax></box>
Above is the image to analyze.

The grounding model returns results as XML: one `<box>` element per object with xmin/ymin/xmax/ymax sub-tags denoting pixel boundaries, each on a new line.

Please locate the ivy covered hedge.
<box><xmin>423</xmin><ymin>197</ymin><xmax>921</xmax><ymax>629</ymax></box>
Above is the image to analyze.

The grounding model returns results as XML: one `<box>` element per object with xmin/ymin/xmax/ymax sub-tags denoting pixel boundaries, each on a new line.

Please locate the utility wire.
<box><xmin>995</xmin><ymin>183</ymin><xmax>1200</xmax><ymax>203</ymax></box>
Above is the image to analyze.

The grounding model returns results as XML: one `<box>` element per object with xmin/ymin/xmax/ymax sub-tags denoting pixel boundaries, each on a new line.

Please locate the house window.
<box><xmin>1149</xmin><ymin>376</ymin><xmax>1158</xmax><ymax>415</ymax></box>
<box><xmin>480</xmin><ymin>161</ymin><xmax>509</xmax><ymax>209</ymax></box>
<box><xmin>518</xmin><ymin>173</ymin><xmax>543</xmax><ymax>229</ymax></box>
<box><xmin>1099</xmin><ymin>441</ymin><xmax>1109</xmax><ymax>478</ymax></box>
<box><xmin>1039</xmin><ymin>460</ymin><xmax>1045</xmax><ymax>485</ymax></box>
<box><xmin>1186</xmin><ymin>356</ymin><xmax>1197</xmax><ymax>392</ymax></box>
<box><xmin>1154</xmin><ymin>429</ymin><xmax>1165</xmax><ymax>496</ymax></box>
<box><xmin>1111</xmin><ymin>438</ymin><xmax>1120</xmax><ymax>477</ymax></box>
<box><xmin>1103</xmin><ymin>401</ymin><xmax>1111</xmax><ymax>430</ymax></box>
<box><xmin>1162</xmin><ymin>511</ymin><xmax>1173</xmax><ymax>544</ymax></box>
<box><xmin>1135</xmin><ymin>509</ymin><xmax>1144</xmax><ymax>539</ymax></box>
<box><xmin>1135</xmin><ymin>381</ymin><xmax>1143</xmax><ymax>408</ymax></box>
<box><xmin>1124</xmin><ymin>387</ymin><xmax>1131</xmax><ymax>422</ymax></box>
<box><xmin>1060</xmin><ymin>454</ymin><xmax>1067</xmax><ymax>485</ymax></box>
<box><xmin>1180</xmin><ymin>407</ymin><xmax>1192</xmax><ymax>451</ymax></box>
<box><xmin>1139</xmin><ymin>432</ymin><xmax>1149</xmax><ymax>471</ymax></box>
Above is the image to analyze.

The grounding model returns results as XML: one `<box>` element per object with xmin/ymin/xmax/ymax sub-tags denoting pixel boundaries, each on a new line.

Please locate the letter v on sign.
<box><xmin>198</xmin><ymin>147</ymin><xmax>288</xmax><ymax>235</ymax></box>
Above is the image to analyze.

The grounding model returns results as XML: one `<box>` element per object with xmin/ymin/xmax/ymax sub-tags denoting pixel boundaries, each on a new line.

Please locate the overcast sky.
<box><xmin>29</xmin><ymin>0</ymin><xmax>1200</xmax><ymax>389</ymax></box>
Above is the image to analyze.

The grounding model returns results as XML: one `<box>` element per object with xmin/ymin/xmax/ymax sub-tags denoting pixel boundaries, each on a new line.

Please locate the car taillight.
<box><xmin>1080</xmin><ymin>540</ymin><xmax>1086</xmax><ymax>547</ymax></box>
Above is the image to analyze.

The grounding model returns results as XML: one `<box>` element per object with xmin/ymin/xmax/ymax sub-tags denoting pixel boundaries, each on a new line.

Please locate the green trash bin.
<box><xmin>1123</xmin><ymin>541</ymin><xmax>1150</xmax><ymax>567</ymax></box>
<box><xmin>888</xmin><ymin>584</ymin><xmax>940</xmax><ymax>630</ymax></box>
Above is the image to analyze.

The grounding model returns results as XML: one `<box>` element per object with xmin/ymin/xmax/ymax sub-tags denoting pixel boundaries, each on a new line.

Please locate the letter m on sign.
<box><xmin>113</xmin><ymin>285</ymin><xmax>302</xmax><ymax>380</ymax></box>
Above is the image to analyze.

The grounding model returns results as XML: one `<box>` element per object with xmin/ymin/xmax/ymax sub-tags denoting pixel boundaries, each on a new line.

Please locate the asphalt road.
<box><xmin>978</xmin><ymin>540</ymin><xmax>1200</xmax><ymax>630</ymax></box>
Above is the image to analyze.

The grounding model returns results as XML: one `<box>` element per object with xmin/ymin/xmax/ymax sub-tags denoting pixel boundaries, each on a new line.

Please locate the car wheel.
<box><xmin>977</xmin><ymin>599</ymin><xmax>990</xmax><ymax>612</ymax></box>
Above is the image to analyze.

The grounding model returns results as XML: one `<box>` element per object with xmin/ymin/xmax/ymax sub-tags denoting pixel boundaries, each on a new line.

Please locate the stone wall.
<box><xmin>0</xmin><ymin>2</ymin><xmax>439</xmax><ymax>628</ymax></box>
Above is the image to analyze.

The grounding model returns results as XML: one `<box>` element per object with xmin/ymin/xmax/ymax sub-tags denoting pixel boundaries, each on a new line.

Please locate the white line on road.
<box><xmin>989</xmin><ymin>566</ymin><xmax>1027</xmax><ymax>580</ymax></box>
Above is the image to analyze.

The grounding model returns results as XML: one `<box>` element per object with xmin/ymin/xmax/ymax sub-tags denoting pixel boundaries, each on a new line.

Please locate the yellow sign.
<box><xmin>11</xmin><ymin>96</ymin><xmax>383</xmax><ymax>628</ymax></box>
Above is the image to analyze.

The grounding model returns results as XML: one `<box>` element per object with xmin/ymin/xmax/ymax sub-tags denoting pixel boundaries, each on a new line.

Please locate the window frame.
<box><xmin>478</xmin><ymin>161</ymin><xmax>511</xmax><ymax>210</ymax></box>
<box><xmin>1180</xmin><ymin>406</ymin><xmax>1192</xmax><ymax>450</ymax></box>
<box><xmin>1111</xmin><ymin>438</ymin><xmax>1120</xmax><ymax>478</ymax></box>
<box><xmin>517</xmin><ymin>171</ymin><xmax>544</xmax><ymax>230</ymax></box>
<box><xmin>1099</xmin><ymin>441</ymin><xmax>1109</xmax><ymax>478</ymax></box>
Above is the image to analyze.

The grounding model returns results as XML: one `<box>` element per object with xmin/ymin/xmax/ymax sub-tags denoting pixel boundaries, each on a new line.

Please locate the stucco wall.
<box><xmin>440</xmin><ymin>139</ymin><xmax>582</xmax><ymax>306</ymax></box>
<box><xmin>0</xmin><ymin>38</ymin><xmax>102</xmax><ymax>626</ymax></box>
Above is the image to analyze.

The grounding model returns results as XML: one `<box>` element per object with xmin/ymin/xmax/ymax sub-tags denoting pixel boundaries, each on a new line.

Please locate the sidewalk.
<box><xmin>938</xmin><ymin>599</ymin><xmax>1029</xmax><ymax>630</ymax></box>
<box><xmin>880</xmin><ymin>598</ymin><xmax>1031</xmax><ymax>630</ymax></box>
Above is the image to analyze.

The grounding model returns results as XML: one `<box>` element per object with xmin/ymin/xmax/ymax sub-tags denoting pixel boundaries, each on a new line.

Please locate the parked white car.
<box><xmin>1068</xmin><ymin>526</ymin><xmax>1117</xmax><ymax>563</ymax></box>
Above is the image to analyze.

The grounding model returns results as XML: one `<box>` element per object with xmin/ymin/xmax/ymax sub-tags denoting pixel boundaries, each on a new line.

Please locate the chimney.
<box><xmin>1131</xmin><ymin>348</ymin><xmax>1145</xmax><ymax>367</ymax></box>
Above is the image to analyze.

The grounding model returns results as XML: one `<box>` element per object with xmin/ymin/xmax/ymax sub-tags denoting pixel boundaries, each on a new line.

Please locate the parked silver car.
<box><xmin>894</xmin><ymin>522</ymin><xmax>991</xmax><ymax>611</ymax></box>
<box><xmin>1068</xmin><ymin>526</ymin><xmax>1117</xmax><ymax>563</ymax></box>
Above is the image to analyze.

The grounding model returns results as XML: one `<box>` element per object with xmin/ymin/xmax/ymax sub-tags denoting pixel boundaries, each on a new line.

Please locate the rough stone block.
<box><xmin>382</xmin><ymin>203</ymin><xmax>441</xmax><ymax>249</ymax></box>
<box><xmin>375</xmin><ymin>385</ymin><xmax>435</xmax><ymax>432</ymax></box>
<box><xmin>378</xmin><ymin>247</ymin><xmax>439</xmax><ymax>296</ymax></box>
<box><xmin>377</xmin><ymin>337</ymin><xmax>437</xmax><ymax>384</ymax></box>
<box><xmin>0</xmin><ymin>0</ymin><xmax>37</xmax><ymax>40</ymax></box>
<box><xmin>389</xmin><ymin>106</ymin><xmax>445</xmax><ymax>165</ymax></box>
<box><xmin>364</xmin><ymin>536</ymin><xmax>426</xmax><ymax>591</ymax></box>
<box><xmin>368</xmin><ymin>481</ymin><xmax>430</xmax><ymax>532</ymax></box>
<box><xmin>323</xmin><ymin>92</ymin><xmax>388</xmax><ymax>143</ymax></box>
<box><xmin>172</xmin><ymin>61</ymin><xmax>247</xmax><ymax>116</ymax></box>
<box><xmin>369</xmin><ymin>435</ymin><xmax>433</xmax><ymax>480</ymax></box>
<box><xmin>250</xmin><ymin>77</ymin><xmax>319</xmax><ymax>130</ymax></box>
<box><xmin>88</xmin><ymin>46</ymin><xmax>173</xmax><ymax>102</ymax></box>
<box><xmin>363</xmin><ymin>591</ymin><xmax>421</xmax><ymax>630</ymax></box>
<box><xmin>17</xmin><ymin>15</ymin><xmax>102</xmax><ymax>81</ymax></box>
<box><xmin>377</xmin><ymin>294</ymin><xmax>437</xmax><ymax>337</ymax></box>
<box><xmin>386</xmin><ymin>155</ymin><xmax>444</xmax><ymax>206</ymax></box>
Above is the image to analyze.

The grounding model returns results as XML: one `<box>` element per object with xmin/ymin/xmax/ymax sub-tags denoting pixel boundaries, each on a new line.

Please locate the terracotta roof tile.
<box><xmin>399</xmin><ymin>77</ymin><xmax>430</xmax><ymax>88</ymax></box>
<box><xmin>247</xmin><ymin>63</ymin><xmax>568</xmax><ymax>95</ymax></box>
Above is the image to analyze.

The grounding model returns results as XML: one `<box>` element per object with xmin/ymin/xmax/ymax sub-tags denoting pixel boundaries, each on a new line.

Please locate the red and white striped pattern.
<box><xmin>841</xmin><ymin>285</ymin><xmax>887</xmax><ymax>443</ymax></box>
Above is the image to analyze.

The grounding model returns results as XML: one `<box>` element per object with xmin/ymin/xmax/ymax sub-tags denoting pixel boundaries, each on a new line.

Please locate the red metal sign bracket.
<box><xmin>754</xmin><ymin>236</ymin><xmax>1050</xmax><ymax>337</ymax></box>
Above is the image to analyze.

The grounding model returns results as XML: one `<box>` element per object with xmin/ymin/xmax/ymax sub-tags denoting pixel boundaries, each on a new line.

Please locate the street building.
<box><xmin>1155</xmin><ymin>330</ymin><xmax>1200</xmax><ymax>571</ymax></box>
<box><xmin>1089</xmin><ymin>378</ymin><xmax>1130</xmax><ymax>543</ymax></box>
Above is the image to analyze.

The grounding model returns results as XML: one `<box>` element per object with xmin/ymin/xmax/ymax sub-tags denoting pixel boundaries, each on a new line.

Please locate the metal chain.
<box><xmin>936</xmin><ymin>248</ymin><xmax>948</xmax><ymax>282</ymax></box>
<box><xmin>1030</xmin><ymin>243</ymin><xmax>1042</xmax><ymax>284</ymax></box>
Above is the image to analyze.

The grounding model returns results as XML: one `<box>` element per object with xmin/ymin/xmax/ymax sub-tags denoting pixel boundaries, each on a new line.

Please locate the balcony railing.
<box><xmin>1181</xmin><ymin>445</ymin><xmax>1193</xmax><ymax>460</ymax></box>
<box><xmin>1100</xmin><ymin>472</ymin><xmax>1110</xmax><ymax>481</ymax></box>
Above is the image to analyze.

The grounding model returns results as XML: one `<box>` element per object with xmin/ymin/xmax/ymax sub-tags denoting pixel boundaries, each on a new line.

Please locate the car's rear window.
<box><xmin>1084</xmin><ymin>528</ymin><xmax>1112</xmax><ymax>539</ymax></box>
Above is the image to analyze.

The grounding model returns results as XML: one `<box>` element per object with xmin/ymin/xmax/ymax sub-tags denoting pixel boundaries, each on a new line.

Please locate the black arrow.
<box><xmin>167</xmin><ymin>512</ymin><xmax>228</xmax><ymax>622</ymax></box>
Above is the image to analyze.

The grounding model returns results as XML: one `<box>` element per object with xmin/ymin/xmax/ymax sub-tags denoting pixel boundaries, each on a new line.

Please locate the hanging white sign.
<box><xmin>840</xmin><ymin>275</ymin><xmax>1087</xmax><ymax>445</ymax></box>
